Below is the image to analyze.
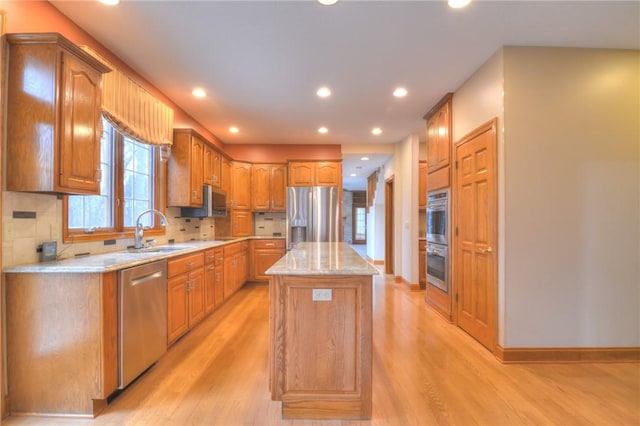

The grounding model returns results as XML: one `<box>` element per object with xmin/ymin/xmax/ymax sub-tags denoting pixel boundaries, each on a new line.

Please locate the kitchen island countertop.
<box><xmin>266</xmin><ymin>242</ymin><xmax>379</xmax><ymax>276</ymax></box>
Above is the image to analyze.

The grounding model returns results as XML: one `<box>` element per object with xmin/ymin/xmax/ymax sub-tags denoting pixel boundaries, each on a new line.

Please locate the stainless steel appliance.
<box><xmin>426</xmin><ymin>189</ymin><xmax>448</xmax><ymax>245</ymax></box>
<box><xmin>286</xmin><ymin>186</ymin><xmax>340</xmax><ymax>250</ymax></box>
<box><xmin>426</xmin><ymin>243</ymin><xmax>448</xmax><ymax>292</ymax></box>
<box><xmin>426</xmin><ymin>189</ymin><xmax>449</xmax><ymax>292</ymax></box>
<box><xmin>118</xmin><ymin>260</ymin><xmax>168</xmax><ymax>389</ymax></box>
<box><xmin>180</xmin><ymin>185</ymin><xmax>227</xmax><ymax>218</ymax></box>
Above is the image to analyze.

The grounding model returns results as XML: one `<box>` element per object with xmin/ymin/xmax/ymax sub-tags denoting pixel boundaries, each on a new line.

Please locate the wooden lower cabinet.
<box><xmin>419</xmin><ymin>240</ymin><xmax>426</xmax><ymax>288</ymax></box>
<box><xmin>270</xmin><ymin>274</ymin><xmax>372</xmax><ymax>420</ymax></box>
<box><xmin>223</xmin><ymin>241</ymin><xmax>249</xmax><ymax>299</ymax></box>
<box><xmin>204</xmin><ymin>248</ymin><xmax>224</xmax><ymax>313</ymax></box>
<box><xmin>167</xmin><ymin>252</ymin><xmax>205</xmax><ymax>344</ymax></box>
<box><xmin>5</xmin><ymin>272</ymin><xmax>117</xmax><ymax>417</ymax></box>
<box><xmin>251</xmin><ymin>239</ymin><xmax>285</xmax><ymax>281</ymax></box>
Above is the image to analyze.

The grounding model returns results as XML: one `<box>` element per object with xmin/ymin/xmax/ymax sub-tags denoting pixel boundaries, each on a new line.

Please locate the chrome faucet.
<box><xmin>134</xmin><ymin>209</ymin><xmax>168</xmax><ymax>249</ymax></box>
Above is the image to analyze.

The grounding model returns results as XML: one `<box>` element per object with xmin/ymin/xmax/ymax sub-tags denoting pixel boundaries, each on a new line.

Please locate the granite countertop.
<box><xmin>4</xmin><ymin>236</ymin><xmax>284</xmax><ymax>274</ymax></box>
<box><xmin>266</xmin><ymin>242</ymin><xmax>379</xmax><ymax>276</ymax></box>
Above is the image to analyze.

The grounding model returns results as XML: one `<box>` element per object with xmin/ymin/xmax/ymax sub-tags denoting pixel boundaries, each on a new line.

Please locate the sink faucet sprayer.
<box><xmin>134</xmin><ymin>209</ymin><xmax>168</xmax><ymax>249</ymax></box>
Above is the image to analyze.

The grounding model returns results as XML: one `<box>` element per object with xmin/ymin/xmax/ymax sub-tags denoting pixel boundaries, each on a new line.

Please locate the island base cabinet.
<box><xmin>269</xmin><ymin>275</ymin><xmax>372</xmax><ymax>420</ymax></box>
<box><xmin>5</xmin><ymin>272</ymin><xmax>117</xmax><ymax>417</ymax></box>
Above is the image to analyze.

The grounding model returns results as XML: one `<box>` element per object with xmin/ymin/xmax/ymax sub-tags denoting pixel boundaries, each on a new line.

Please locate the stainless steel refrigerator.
<box><xmin>286</xmin><ymin>186</ymin><xmax>340</xmax><ymax>250</ymax></box>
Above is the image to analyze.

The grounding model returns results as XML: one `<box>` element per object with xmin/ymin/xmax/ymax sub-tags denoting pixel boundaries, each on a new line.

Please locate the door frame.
<box><xmin>452</xmin><ymin>118</ymin><xmax>498</xmax><ymax>353</ymax></box>
<box><xmin>384</xmin><ymin>176</ymin><xmax>394</xmax><ymax>275</ymax></box>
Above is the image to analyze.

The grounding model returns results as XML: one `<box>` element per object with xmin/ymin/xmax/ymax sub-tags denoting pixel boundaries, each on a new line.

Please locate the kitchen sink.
<box><xmin>125</xmin><ymin>246</ymin><xmax>195</xmax><ymax>254</ymax></box>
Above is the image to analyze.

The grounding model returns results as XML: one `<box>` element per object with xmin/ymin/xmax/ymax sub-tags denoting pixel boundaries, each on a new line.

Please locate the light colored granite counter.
<box><xmin>4</xmin><ymin>236</ymin><xmax>284</xmax><ymax>273</ymax></box>
<box><xmin>266</xmin><ymin>242</ymin><xmax>378</xmax><ymax>276</ymax></box>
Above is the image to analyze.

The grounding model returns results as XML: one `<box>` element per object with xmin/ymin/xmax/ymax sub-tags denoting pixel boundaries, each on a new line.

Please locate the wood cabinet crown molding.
<box><xmin>423</xmin><ymin>92</ymin><xmax>453</xmax><ymax>121</ymax></box>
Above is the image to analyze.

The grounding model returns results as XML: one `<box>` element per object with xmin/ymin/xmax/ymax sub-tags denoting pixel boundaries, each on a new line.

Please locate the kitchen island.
<box><xmin>266</xmin><ymin>242</ymin><xmax>378</xmax><ymax>420</ymax></box>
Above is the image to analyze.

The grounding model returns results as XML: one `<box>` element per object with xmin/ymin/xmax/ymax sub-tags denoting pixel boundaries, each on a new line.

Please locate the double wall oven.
<box><xmin>426</xmin><ymin>189</ymin><xmax>449</xmax><ymax>292</ymax></box>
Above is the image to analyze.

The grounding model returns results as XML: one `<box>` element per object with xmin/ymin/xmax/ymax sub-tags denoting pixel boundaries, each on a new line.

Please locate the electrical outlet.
<box><xmin>312</xmin><ymin>289</ymin><xmax>332</xmax><ymax>302</ymax></box>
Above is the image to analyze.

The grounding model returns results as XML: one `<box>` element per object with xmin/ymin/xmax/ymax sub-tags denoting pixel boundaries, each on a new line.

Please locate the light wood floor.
<box><xmin>4</xmin><ymin>275</ymin><xmax>639</xmax><ymax>426</ymax></box>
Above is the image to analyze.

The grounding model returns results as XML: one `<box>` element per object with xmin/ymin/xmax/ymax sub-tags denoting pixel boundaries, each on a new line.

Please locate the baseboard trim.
<box><xmin>424</xmin><ymin>296</ymin><xmax>453</xmax><ymax>323</ymax></box>
<box><xmin>398</xmin><ymin>276</ymin><xmax>421</xmax><ymax>292</ymax></box>
<box><xmin>495</xmin><ymin>346</ymin><xmax>640</xmax><ymax>364</ymax></box>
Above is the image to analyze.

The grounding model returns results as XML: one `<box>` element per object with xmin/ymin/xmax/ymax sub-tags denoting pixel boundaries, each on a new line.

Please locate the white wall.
<box><xmin>453</xmin><ymin>49</ymin><xmax>506</xmax><ymax>344</ymax></box>
<box><xmin>453</xmin><ymin>46</ymin><xmax>640</xmax><ymax>348</ymax></box>
<box><xmin>396</xmin><ymin>134</ymin><xmax>420</xmax><ymax>284</ymax></box>
<box><xmin>366</xmin><ymin>161</ymin><xmax>388</xmax><ymax>262</ymax></box>
<box><xmin>502</xmin><ymin>47</ymin><xmax>640</xmax><ymax>347</ymax></box>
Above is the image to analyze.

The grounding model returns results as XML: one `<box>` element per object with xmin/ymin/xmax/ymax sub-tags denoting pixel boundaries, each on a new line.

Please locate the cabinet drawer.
<box><xmin>254</xmin><ymin>239</ymin><xmax>285</xmax><ymax>250</ymax></box>
<box><xmin>214</xmin><ymin>248</ymin><xmax>224</xmax><ymax>266</ymax></box>
<box><xmin>168</xmin><ymin>252</ymin><xmax>204</xmax><ymax>277</ymax></box>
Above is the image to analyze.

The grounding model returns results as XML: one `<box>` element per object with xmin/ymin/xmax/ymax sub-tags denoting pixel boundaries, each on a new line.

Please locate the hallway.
<box><xmin>4</xmin><ymin>276</ymin><xmax>638</xmax><ymax>425</ymax></box>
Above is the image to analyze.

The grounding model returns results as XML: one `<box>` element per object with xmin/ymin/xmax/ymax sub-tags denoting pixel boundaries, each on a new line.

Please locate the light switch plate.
<box><xmin>312</xmin><ymin>289</ymin><xmax>332</xmax><ymax>302</ymax></box>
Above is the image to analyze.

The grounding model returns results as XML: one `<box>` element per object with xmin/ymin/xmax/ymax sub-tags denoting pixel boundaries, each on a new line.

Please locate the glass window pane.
<box><xmin>68</xmin><ymin>117</ymin><xmax>114</xmax><ymax>230</ymax></box>
<box><xmin>123</xmin><ymin>138</ymin><xmax>155</xmax><ymax>229</ymax></box>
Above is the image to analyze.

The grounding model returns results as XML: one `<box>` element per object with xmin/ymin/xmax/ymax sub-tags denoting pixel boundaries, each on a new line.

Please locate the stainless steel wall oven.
<box><xmin>426</xmin><ymin>189</ymin><xmax>449</xmax><ymax>292</ymax></box>
<box><xmin>426</xmin><ymin>189</ymin><xmax>448</xmax><ymax>245</ymax></box>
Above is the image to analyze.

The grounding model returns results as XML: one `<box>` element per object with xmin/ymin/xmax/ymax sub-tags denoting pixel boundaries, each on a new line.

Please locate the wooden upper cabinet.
<box><xmin>424</xmin><ymin>93</ymin><xmax>453</xmax><ymax>174</ymax></box>
<box><xmin>288</xmin><ymin>162</ymin><xmax>315</xmax><ymax>186</ymax></box>
<box><xmin>419</xmin><ymin>162</ymin><xmax>427</xmax><ymax>210</ymax></box>
<box><xmin>5</xmin><ymin>33</ymin><xmax>110</xmax><ymax>194</ymax></box>
<box><xmin>168</xmin><ymin>129</ymin><xmax>205</xmax><ymax>207</ymax></box>
<box><xmin>252</xmin><ymin>164</ymin><xmax>287</xmax><ymax>211</ymax></box>
<box><xmin>316</xmin><ymin>162</ymin><xmax>342</xmax><ymax>186</ymax></box>
<box><xmin>203</xmin><ymin>144</ymin><xmax>222</xmax><ymax>188</ymax></box>
<box><xmin>289</xmin><ymin>161</ymin><xmax>342</xmax><ymax>187</ymax></box>
<box><xmin>203</xmin><ymin>145</ymin><xmax>214</xmax><ymax>186</ymax></box>
<box><xmin>230</xmin><ymin>161</ymin><xmax>252</xmax><ymax>209</ymax></box>
<box><xmin>270</xmin><ymin>164</ymin><xmax>287</xmax><ymax>210</ymax></box>
<box><xmin>212</xmin><ymin>150</ymin><xmax>222</xmax><ymax>188</ymax></box>
<box><xmin>221</xmin><ymin>156</ymin><xmax>231</xmax><ymax>195</ymax></box>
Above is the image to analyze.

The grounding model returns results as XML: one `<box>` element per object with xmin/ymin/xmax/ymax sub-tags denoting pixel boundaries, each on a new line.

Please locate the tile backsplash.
<box><xmin>2</xmin><ymin>191</ymin><xmax>217</xmax><ymax>268</ymax></box>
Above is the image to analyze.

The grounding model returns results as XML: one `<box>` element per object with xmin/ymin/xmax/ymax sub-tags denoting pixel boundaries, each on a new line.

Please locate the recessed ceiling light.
<box><xmin>318</xmin><ymin>0</ymin><xmax>339</xmax><ymax>5</ymax></box>
<box><xmin>316</xmin><ymin>87</ymin><xmax>331</xmax><ymax>98</ymax></box>
<box><xmin>99</xmin><ymin>0</ymin><xmax>120</xmax><ymax>5</ymax></box>
<box><xmin>192</xmin><ymin>88</ymin><xmax>206</xmax><ymax>98</ymax></box>
<box><xmin>393</xmin><ymin>87</ymin><xmax>408</xmax><ymax>98</ymax></box>
<box><xmin>229</xmin><ymin>127</ymin><xmax>239</xmax><ymax>134</ymax></box>
<box><xmin>371</xmin><ymin>127</ymin><xmax>382</xmax><ymax>136</ymax></box>
<box><xmin>361</xmin><ymin>156</ymin><xmax>369</xmax><ymax>161</ymax></box>
<box><xmin>318</xmin><ymin>127</ymin><xmax>328</xmax><ymax>134</ymax></box>
<box><xmin>350</xmin><ymin>173</ymin><xmax>357</xmax><ymax>177</ymax></box>
<box><xmin>448</xmin><ymin>0</ymin><xmax>472</xmax><ymax>9</ymax></box>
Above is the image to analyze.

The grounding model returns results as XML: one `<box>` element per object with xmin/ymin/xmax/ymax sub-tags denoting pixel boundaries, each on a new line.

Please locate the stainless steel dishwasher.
<box><xmin>118</xmin><ymin>260</ymin><xmax>168</xmax><ymax>389</ymax></box>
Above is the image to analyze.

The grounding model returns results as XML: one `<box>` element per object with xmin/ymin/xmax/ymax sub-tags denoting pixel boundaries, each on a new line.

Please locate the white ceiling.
<box><xmin>50</xmin><ymin>0</ymin><xmax>639</xmax><ymax>189</ymax></box>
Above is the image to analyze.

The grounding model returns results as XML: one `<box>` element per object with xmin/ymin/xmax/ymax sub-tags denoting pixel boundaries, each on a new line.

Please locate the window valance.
<box><xmin>82</xmin><ymin>46</ymin><xmax>174</xmax><ymax>146</ymax></box>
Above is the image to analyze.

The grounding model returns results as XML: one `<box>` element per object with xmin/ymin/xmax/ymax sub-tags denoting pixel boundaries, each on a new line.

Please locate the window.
<box><xmin>64</xmin><ymin>118</ymin><xmax>164</xmax><ymax>242</ymax></box>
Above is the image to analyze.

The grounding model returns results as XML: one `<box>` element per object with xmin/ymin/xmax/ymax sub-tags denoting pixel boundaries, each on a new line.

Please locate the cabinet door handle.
<box><xmin>265</xmin><ymin>243</ymin><xmax>274</xmax><ymax>247</ymax></box>
<box><xmin>479</xmin><ymin>246</ymin><xmax>493</xmax><ymax>254</ymax></box>
<box><xmin>207</xmin><ymin>265</ymin><xmax>215</xmax><ymax>271</ymax></box>
<box><xmin>95</xmin><ymin>168</ymin><xmax>102</xmax><ymax>182</ymax></box>
<box><xmin>186</xmin><ymin>261</ymin><xmax>194</xmax><ymax>268</ymax></box>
